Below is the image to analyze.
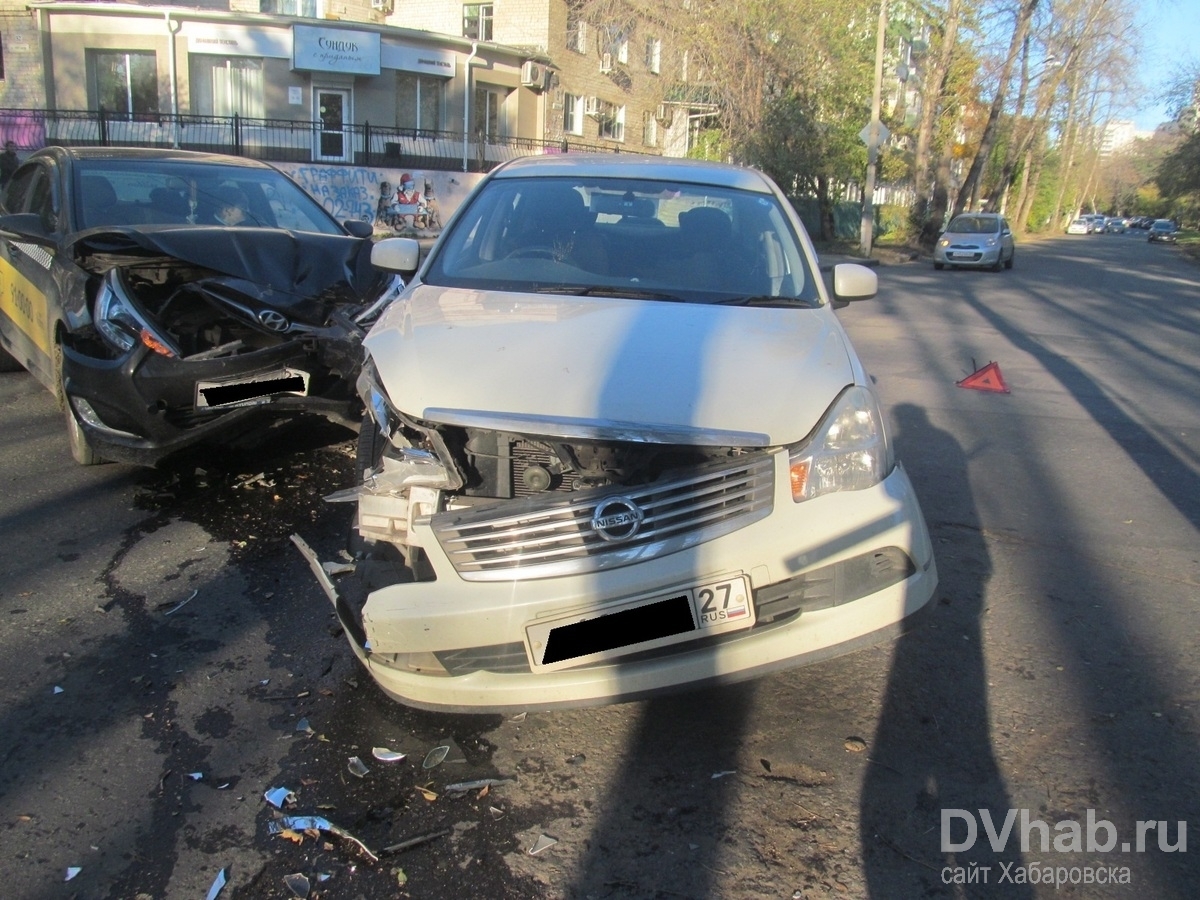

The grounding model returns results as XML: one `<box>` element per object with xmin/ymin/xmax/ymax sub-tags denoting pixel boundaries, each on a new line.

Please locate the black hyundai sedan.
<box><xmin>0</xmin><ymin>147</ymin><xmax>402</xmax><ymax>465</ymax></box>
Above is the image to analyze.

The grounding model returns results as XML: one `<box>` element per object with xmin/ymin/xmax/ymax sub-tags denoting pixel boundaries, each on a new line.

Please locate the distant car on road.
<box><xmin>1105</xmin><ymin>218</ymin><xmax>1126</xmax><ymax>233</ymax></box>
<box><xmin>1148</xmin><ymin>219</ymin><xmax>1178</xmax><ymax>243</ymax></box>
<box><xmin>0</xmin><ymin>146</ymin><xmax>407</xmax><ymax>466</ymax></box>
<box><xmin>933</xmin><ymin>212</ymin><xmax>1015</xmax><ymax>270</ymax></box>
<box><xmin>1066</xmin><ymin>217</ymin><xmax>1090</xmax><ymax>235</ymax></box>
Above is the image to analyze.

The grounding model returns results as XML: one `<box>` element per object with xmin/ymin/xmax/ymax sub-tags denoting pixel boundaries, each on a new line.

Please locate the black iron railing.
<box><xmin>0</xmin><ymin>107</ymin><xmax>642</xmax><ymax>171</ymax></box>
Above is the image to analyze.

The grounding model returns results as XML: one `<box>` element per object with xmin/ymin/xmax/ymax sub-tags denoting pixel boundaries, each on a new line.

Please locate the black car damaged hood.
<box><xmin>67</xmin><ymin>225</ymin><xmax>387</xmax><ymax>325</ymax></box>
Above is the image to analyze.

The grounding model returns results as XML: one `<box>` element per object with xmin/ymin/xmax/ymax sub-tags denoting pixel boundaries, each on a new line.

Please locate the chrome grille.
<box><xmin>431</xmin><ymin>453</ymin><xmax>775</xmax><ymax>581</ymax></box>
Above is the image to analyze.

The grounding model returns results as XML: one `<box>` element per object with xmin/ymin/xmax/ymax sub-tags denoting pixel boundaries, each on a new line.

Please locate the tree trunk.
<box><xmin>953</xmin><ymin>0</ymin><xmax>1041</xmax><ymax>217</ymax></box>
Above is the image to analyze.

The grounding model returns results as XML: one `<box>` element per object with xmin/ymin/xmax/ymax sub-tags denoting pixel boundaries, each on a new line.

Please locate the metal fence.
<box><xmin>0</xmin><ymin>107</ymin><xmax>640</xmax><ymax>172</ymax></box>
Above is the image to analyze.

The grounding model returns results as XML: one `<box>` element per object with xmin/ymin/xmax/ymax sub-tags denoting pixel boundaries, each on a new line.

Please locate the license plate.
<box><xmin>195</xmin><ymin>368</ymin><xmax>310</xmax><ymax>408</ymax></box>
<box><xmin>526</xmin><ymin>575</ymin><xmax>753</xmax><ymax>672</ymax></box>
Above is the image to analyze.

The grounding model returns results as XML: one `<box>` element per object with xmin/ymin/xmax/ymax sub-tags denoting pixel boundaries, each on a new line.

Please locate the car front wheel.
<box><xmin>54</xmin><ymin>339</ymin><xmax>104</xmax><ymax>466</ymax></box>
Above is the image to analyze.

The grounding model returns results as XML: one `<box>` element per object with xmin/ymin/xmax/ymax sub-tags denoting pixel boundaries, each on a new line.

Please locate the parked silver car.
<box><xmin>933</xmin><ymin>213</ymin><xmax>1015</xmax><ymax>270</ymax></box>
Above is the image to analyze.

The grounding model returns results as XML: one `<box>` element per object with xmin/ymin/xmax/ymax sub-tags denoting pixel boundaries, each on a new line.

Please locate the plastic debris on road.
<box><xmin>163</xmin><ymin>589</ymin><xmax>199</xmax><ymax>616</ymax></box>
<box><xmin>65</xmin><ymin>867</ymin><xmax>81</xmax><ymax>881</ymax></box>
<box><xmin>528</xmin><ymin>834</ymin><xmax>558</xmax><ymax>855</ymax></box>
<box><xmin>372</xmin><ymin>747</ymin><xmax>406</xmax><ymax>762</ymax></box>
<box><xmin>283</xmin><ymin>873</ymin><xmax>310</xmax><ymax>898</ymax></box>
<box><xmin>269</xmin><ymin>815</ymin><xmax>379</xmax><ymax>863</ymax></box>
<box><xmin>422</xmin><ymin>745</ymin><xmax>450</xmax><ymax>769</ymax></box>
<box><xmin>347</xmin><ymin>756</ymin><xmax>370</xmax><ymax>778</ymax></box>
<box><xmin>53</xmin><ymin>686</ymin><xmax>64</xmax><ymax>694</ymax></box>
<box><xmin>381</xmin><ymin>826</ymin><xmax>451</xmax><ymax>855</ymax></box>
<box><xmin>205</xmin><ymin>867</ymin><xmax>228</xmax><ymax>900</ymax></box>
<box><xmin>444</xmin><ymin>778</ymin><xmax>511</xmax><ymax>795</ymax></box>
<box><xmin>264</xmin><ymin>786</ymin><xmax>298</xmax><ymax>808</ymax></box>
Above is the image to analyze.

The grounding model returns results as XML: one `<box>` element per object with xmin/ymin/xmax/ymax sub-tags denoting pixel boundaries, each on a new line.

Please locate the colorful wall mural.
<box><xmin>275</xmin><ymin>163</ymin><xmax>483</xmax><ymax>239</ymax></box>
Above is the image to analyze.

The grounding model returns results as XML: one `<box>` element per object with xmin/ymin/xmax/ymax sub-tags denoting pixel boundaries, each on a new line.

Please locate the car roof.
<box><xmin>489</xmin><ymin>153</ymin><xmax>776</xmax><ymax>193</ymax></box>
<box><xmin>32</xmin><ymin>145</ymin><xmax>278</xmax><ymax>170</ymax></box>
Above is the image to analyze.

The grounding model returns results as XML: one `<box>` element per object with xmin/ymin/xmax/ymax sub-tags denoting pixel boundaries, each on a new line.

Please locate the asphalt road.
<box><xmin>1</xmin><ymin>228</ymin><xmax>1198</xmax><ymax>899</ymax></box>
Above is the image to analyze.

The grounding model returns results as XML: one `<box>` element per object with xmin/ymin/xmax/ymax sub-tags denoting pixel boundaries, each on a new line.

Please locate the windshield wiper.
<box><xmin>714</xmin><ymin>295</ymin><xmax>821</xmax><ymax>308</ymax></box>
<box><xmin>533</xmin><ymin>285</ymin><xmax>689</xmax><ymax>302</ymax></box>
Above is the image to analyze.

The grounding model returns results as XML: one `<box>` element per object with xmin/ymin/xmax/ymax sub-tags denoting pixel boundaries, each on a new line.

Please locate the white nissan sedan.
<box><xmin>332</xmin><ymin>154</ymin><xmax>938</xmax><ymax>712</ymax></box>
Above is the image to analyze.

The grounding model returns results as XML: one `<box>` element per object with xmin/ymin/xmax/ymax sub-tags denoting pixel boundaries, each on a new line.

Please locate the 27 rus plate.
<box><xmin>526</xmin><ymin>574</ymin><xmax>754</xmax><ymax>672</ymax></box>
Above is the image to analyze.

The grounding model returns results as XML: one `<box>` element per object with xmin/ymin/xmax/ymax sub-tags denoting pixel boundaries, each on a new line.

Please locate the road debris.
<box><xmin>415</xmin><ymin>786</ymin><xmax>438</xmax><ymax>801</ymax></box>
<box><xmin>295</xmin><ymin>717</ymin><xmax>313</xmax><ymax>734</ymax></box>
<box><xmin>381</xmin><ymin>826</ymin><xmax>452</xmax><ymax>855</ymax></box>
<box><xmin>53</xmin><ymin>686</ymin><xmax>64</xmax><ymax>694</ymax></box>
<box><xmin>264</xmin><ymin>787</ymin><xmax>298</xmax><ymax>809</ymax></box>
<box><xmin>444</xmin><ymin>778</ymin><xmax>511</xmax><ymax>795</ymax></box>
<box><xmin>372</xmin><ymin>747</ymin><xmax>406</xmax><ymax>762</ymax></box>
<box><xmin>205</xmin><ymin>867</ymin><xmax>228</xmax><ymax>900</ymax></box>
<box><xmin>422</xmin><ymin>745</ymin><xmax>450</xmax><ymax>769</ymax></box>
<box><xmin>322</xmin><ymin>561</ymin><xmax>356</xmax><ymax>576</ymax></box>
<box><xmin>844</xmin><ymin>737</ymin><xmax>867</xmax><ymax>753</ymax></box>
<box><xmin>163</xmin><ymin>589</ymin><xmax>199</xmax><ymax>616</ymax></box>
<box><xmin>347</xmin><ymin>756</ymin><xmax>370</xmax><ymax>778</ymax></box>
<box><xmin>268</xmin><ymin>815</ymin><xmax>379</xmax><ymax>863</ymax></box>
<box><xmin>528</xmin><ymin>834</ymin><xmax>558</xmax><ymax>855</ymax></box>
<box><xmin>65</xmin><ymin>867</ymin><xmax>81</xmax><ymax>881</ymax></box>
<box><xmin>283</xmin><ymin>873</ymin><xmax>310</xmax><ymax>898</ymax></box>
<box><xmin>711</xmin><ymin>770</ymin><xmax>737</xmax><ymax>779</ymax></box>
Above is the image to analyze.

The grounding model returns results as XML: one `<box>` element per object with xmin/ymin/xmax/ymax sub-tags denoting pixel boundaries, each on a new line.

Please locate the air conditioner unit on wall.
<box><xmin>584</xmin><ymin>96</ymin><xmax>601</xmax><ymax>116</ymax></box>
<box><xmin>599</xmin><ymin>52</ymin><xmax>613</xmax><ymax>74</ymax></box>
<box><xmin>655</xmin><ymin>103</ymin><xmax>674</xmax><ymax>126</ymax></box>
<box><xmin>521</xmin><ymin>61</ymin><xmax>546</xmax><ymax>90</ymax></box>
<box><xmin>370</xmin><ymin>0</ymin><xmax>393</xmax><ymax>12</ymax></box>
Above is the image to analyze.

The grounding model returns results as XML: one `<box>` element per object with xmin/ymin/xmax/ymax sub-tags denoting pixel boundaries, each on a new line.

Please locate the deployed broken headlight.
<box><xmin>94</xmin><ymin>270</ymin><xmax>179</xmax><ymax>357</ymax></box>
<box><xmin>787</xmin><ymin>385</ymin><xmax>893</xmax><ymax>502</ymax></box>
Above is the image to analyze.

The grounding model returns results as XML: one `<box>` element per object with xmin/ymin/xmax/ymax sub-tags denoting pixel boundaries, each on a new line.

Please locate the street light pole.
<box><xmin>860</xmin><ymin>0</ymin><xmax>888</xmax><ymax>257</ymax></box>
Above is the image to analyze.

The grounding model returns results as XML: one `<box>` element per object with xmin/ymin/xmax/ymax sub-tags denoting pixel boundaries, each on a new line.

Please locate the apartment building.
<box><xmin>388</xmin><ymin>0</ymin><xmax>703</xmax><ymax>156</ymax></box>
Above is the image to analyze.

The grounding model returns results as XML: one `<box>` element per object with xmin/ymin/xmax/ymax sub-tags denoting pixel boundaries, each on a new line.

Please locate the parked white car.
<box><xmin>334</xmin><ymin>154</ymin><xmax>937</xmax><ymax>712</ymax></box>
<box><xmin>933</xmin><ymin>212</ymin><xmax>1015</xmax><ymax>270</ymax></box>
<box><xmin>1066</xmin><ymin>217</ymin><xmax>1091</xmax><ymax>235</ymax></box>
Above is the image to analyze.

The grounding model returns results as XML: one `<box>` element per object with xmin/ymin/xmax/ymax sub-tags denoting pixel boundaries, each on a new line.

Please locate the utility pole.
<box><xmin>860</xmin><ymin>0</ymin><xmax>888</xmax><ymax>257</ymax></box>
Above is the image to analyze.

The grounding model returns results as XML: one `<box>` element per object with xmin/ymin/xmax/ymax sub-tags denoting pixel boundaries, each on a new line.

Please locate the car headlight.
<box><xmin>938</xmin><ymin>238</ymin><xmax>949</xmax><ymax>247</ymax></box>
<box><xmin>355</xmin><ymin>356</ymin><xmax>399</xmax><ymax>438</ymax></box>
<box><xmin>94</xmin><ymin>271</ymin><xmax>178</xmax><ymax>357</ymax></box>
<box><xmin>985</xmin><ymin>236</ymin><xmax>998</xmax><ymax>246</ymax></box>
<box><xmin>788</xmin><ymin>385</ymin><xmax>893</xmax><ymax>502</ymax></box>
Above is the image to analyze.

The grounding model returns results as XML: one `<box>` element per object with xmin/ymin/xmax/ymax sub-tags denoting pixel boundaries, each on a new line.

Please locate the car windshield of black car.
<box><xmin>73</xmin><ymin>160</ymin><xmax>345</xmax><ymax>235</ymax></box>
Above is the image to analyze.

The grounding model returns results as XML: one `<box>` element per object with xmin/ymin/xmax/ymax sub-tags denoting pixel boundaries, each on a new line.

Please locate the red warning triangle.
<box><xmin>957</xmin><ymin>361</ymin><xmax>1010</xmax><ymax>393</ymax></box>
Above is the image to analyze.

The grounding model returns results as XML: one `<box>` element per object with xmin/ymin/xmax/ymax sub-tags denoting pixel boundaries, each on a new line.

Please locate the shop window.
<box><xmin>474</xmin><ymin>86</ymin><xmax>505</xmax><ymax>141</ymax></box>
<box><xmin>91</xmin><ymin>50</ymin><xmax>158</xmax><ymax>117</ymax></box>
<box><xmin>397</xmin><ymin>73</ymin><xmax>444</xmax><ymax>131</ymax></box>
<box><xmin>191</xmin><ymin>56</ymin><xmax>265</xmax><ymax>118</ymax></box>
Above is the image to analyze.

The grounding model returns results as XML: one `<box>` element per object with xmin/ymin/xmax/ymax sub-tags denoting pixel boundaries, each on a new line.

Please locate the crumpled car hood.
<box><xmin>364</xmin><ymin>285</ymin><xmax>858</xmax><ymax>447</ymax></box>
<box><xmin>68</xmin><ymin>226</ymin><xmax>386</xmax><ymax>325</ymax></box>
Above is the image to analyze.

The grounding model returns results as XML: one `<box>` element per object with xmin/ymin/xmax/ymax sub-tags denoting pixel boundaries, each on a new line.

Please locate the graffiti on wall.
<box><xmin>276</xmin><ymin>163</ymin><xmax>482</xmax><ymax>238</ymax></box>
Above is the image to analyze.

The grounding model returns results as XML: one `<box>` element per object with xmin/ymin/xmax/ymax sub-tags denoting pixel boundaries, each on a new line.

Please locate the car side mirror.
<box><xmin>0</xmin><ymin>212</ymin><xmax>53</xmax><ymax>243</ymax></box>
<box><xmin>371</xmin><ymin>237</ymin><xmax>421</xmax><ymax>276</ymax></box>
<box><xmin>344</xmin><ymin>219</ymin><xmax>374</xmax><ymax>238</ymax></box>
<box><xmin>831</xmin><ymin>263</ymin><xmax>878</xmax><ymax>303</ymax></box>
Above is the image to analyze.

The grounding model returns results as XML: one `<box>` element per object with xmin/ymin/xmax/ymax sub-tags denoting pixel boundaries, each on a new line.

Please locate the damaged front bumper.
<box><xmin>319</xmin><ymin>453</ymin><xmax>937</xmax><ymax>713</ymax></box>
<box><xmin>61</xmin><ymin>335</ymin><xmax>361</xmax><ymax>466</ymax></box>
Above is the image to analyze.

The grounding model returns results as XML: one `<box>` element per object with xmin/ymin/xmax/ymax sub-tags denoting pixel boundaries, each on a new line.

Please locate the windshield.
<box><xmin>73</xmin><ymin>159</ymin><xmax>345</xmax><ymax>234</ymax></box>
<box><xmin>423</xmin><ymin>175</ymin><xmax>819</xmax><ymax>305</ymax></box>
<box><xmin>946</xmin><ymin>215</ymin><xmax>1000</xmax><ymax>235</ymax></box>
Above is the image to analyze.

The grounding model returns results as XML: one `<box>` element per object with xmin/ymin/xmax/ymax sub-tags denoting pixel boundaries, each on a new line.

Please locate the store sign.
<box><xmin>189</xmin><ymin>25</ymin><xmax>291</xmax><ymax>58</ymax></box>
<box><xmin>381</xmin><ymin>43</ymin><xmax>456</xmax><ymax>78</ymax></box>
<box><xmin>292</xmin><ymin>25</ymin><xmax>380</xmax><ymax>75</ymax></box>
